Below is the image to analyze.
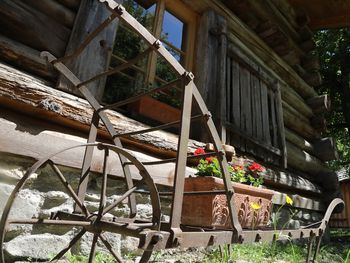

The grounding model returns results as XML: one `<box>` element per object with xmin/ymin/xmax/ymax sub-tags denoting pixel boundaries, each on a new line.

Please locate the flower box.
<box><xmin>182</xmin><ymin>176</ymin><xmax>274</xmax><ymax>229</ymax></box>
<box><xmin>127</xmin><ymin>95</ymin><xmax>181</xmax><ymax>124</ymax></box>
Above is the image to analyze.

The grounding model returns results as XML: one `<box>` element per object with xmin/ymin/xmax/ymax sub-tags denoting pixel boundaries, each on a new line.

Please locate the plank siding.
<box><xmin>330</xmin><ymin>180</ymin><xmax>350</xmax><ymax>228</ymax></box>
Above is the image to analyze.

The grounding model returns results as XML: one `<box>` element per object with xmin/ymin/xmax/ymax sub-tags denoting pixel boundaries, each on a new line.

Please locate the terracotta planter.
<box><xmin>182</xmin><ymin>176</ymin><xmax>274</xmax><ymax>229</ymax></box>
<box><xmin>127</xmin><ymin>95</ymin><xmax>181</xmax><ymax>124</ymax></box>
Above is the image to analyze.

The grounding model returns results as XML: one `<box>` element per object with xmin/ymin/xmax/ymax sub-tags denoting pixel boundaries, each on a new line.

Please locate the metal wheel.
<box><xmin>0</xmin><ymin>143</ymin><xmax>161</xmax><ymax>263</ymax></box>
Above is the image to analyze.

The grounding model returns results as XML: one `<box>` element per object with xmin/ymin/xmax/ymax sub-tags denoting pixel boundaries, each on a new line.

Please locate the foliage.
<box><xmin>314</xmin><ymin>29</ymin><xmax>350</xmax><ymax>176</ymax></box>
<box><xmin>193</xmin><ymin>148</ymin><xmax>265</xmax><ymax>187</ymax></box>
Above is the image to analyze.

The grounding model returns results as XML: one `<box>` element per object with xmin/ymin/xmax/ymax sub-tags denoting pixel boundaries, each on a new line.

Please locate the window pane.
<box><xmin>161</xmin><ymin>10</ymin><xmax>185</xmax><ymax>51</ymax></box>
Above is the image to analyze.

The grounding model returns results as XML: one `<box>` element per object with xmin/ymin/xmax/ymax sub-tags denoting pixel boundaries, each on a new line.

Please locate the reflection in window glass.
<box><xmin>161</xmin><ymin>10</ymin><xmax>184</xmax><ymax>50</ymax></box>
<box><xmin>103</xmin><ymin>0</ymin><xmax>155</xmax><ymax>103</ymax></box>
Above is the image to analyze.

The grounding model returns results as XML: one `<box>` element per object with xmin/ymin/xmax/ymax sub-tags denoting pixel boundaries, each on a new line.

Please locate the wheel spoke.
<box><xmin>50</xmin><ymin>229</ymin><xmax>86</xmax><ymax>262</ymax></box>
<box><xmin>48</xmin><ymin>161</ymin><xmax>90</xmax><ymax>217</ymax></box>
<box><xmin>88</xmin><ymin>233</ymin><xmax>99</xmax><ymax>263</ymax></box>
<box><xmin>102</xmin><ymin>185</ymin><xmax>137</xmax><ymax>215</ymax></box>
<box><xmin>99</xmin><ymin>233</ymin><xmax>124</xmax><ymax>263</ymax></box>
<box><xmin>97</xmin><ymin>148</ymin><xmax>109</xmax><ymax>220</ymax></box>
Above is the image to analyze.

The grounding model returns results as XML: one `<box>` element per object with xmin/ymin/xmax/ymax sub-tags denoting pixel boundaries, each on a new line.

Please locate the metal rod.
<box><xmin>77</xmin><ymin>47</ymin><xmax>153</xmax><ymax>88</ymax></box>
<box><xmin>114</xmin><ymin>114</ymin><xmax>204</xmax><ymax>138</ymax></box>
<box><xmin>49</xmin><ymin>161</ymin><xmax>90</xmax><ymax>217</ymax></box>
<box><xmin>100</xmin><ymin>77</ymin><xmax>183</xmax><ymax>111</ymax></box>
<box><xmin>134</xmin><ymin>190</ymin><xmax>229</xmax><ymax>196</ymax></box>
<box><xmin>123</xmin><ymin>151</ymin><xmax>218</xmax><ymax>166</ymax></box>
<box><xmin>97</xmin><ymin>148</ymin><xmax>109</xmax><ymax>221</ymax></box>
<box><xmin>8</xmin><ymin>219</ymin><xmax>91</xmax><ymax>226</ymax></box>
<box><xmin>54</xmin><ymin>13</ymin><xmax>118</xmax><ymax>63</ymax></box>
<box><xmin>102</xmin><ymin>186</ymin><xmax>138</xmax><ymax>215</ymax></box>
<box><xmin>88</xmin><ymin>234</ymin><xmax>99</xmax><ymax>263</ymax></box>
<box><xmin>50</xmin><ymin>229</ymin><xmax>86</xmax><ymax>262</ymax></box>
<box><xmin>99</xmin><ymin>234</ymin><xmax>123</xmax><ymax>263</ymax></box>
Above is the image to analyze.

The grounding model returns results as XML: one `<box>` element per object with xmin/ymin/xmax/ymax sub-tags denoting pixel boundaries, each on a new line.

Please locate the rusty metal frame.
<box><xmin>0</xmin><ymin>0</ymin><xmax>345</xmax><ymax>262</ymax></box>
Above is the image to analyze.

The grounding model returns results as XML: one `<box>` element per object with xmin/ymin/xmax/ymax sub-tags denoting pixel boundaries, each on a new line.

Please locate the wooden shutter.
<box><xmin>57</xmin><ymin>0</ymin><xmax>119</xmax><ymax>101</ymax></box>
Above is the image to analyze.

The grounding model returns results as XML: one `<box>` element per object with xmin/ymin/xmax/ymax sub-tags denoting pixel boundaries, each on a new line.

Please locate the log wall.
<box><xmin>0</xmin><ymin>0</ymin><xmax>79</xmax><ymax>80</ymax></box>
<box><xmin>330</xmin><ymin>180</ymin><xmax>350</xmax><ymax>228</ymax></box>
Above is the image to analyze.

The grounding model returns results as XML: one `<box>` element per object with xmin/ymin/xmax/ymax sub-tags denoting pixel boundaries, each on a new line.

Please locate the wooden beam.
<box><xmin>272</xmin><ymin>192</ymin><xmax>325</xmax><ymax>211</ymax></box>
<box><xmin>0</xmin><ymin>0</ymin><xmax>70</xmax><ymax>57</ymax></box>
<box><xmin>0</xmin><ymin>34</ymin><xmax>56</xmax><ymax>80</ymax></box>
<box><xmin>307</xmin><ymin>95</ymin><xmax>331</xmax><ymax>114</ymax></box>
<box><xmin>55</xmin><ymin>0</ymin><xmax>81</xmax><ymax>11</ymax></box>
<box><xmin>313</xmin><ymin>137</ymin><xmax>339</xmax><ymax>162</ymax></box>
<box><xmin>25</xmin><ymin>0</ymin><xmax>76</xmax><ymax>28</ymax></box>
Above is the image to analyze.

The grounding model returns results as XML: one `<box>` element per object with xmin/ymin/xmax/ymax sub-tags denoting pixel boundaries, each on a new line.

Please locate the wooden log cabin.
<box><xmin>0</xmin><ymin>0</ymin><xmax>349</xmax><ymax>230</ymax></box>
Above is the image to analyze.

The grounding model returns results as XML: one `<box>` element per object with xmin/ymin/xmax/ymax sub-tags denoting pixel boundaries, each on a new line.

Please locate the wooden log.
<box><xmin>298</xmin><ymin>26</ymin><xmax>313</xmax><ymax>41</ymax></box>
<box><xmin>307</xmin><ymin>95</ymin><xmax>331</xmax><ymax>114</ymax></box>
<box><xmin>300</xmin><ymin>39</ymin><xmax>316</xmax><ymax>53</ymax></box>
<box><xmin>25</xmin><ymin>0</ymin><xmax>76</xmax><ymax>28</ymax></box>
<box><xmin>282</xmin><ymin>101</ymin><xmax>309</xmax><ymax>125</ymax></box>
<box><xmin>286</xmin><ymin>141</ymin><xmax>334</xmax><ymax>176</ymax></box>
<box><xmin>0</xmin><ymin>34</ymin><xmax>56</xmax><ymax>80</ymax></box>
<box><xmin>283</xmin><ymin>104</ymin><xmax>320</xmax><ymax>139</ymax></box>
<box><xmin>313</xmin><ymin>137</ymin><xmax>339</xmax><ymax>161</ymax></box>
<box><xmin>0</xmin><ymin>0</ymin><xmax>70</xmax><ymax>57</ymax></box>
<box><xmin>231</xmin><ymin>157</ymin><xmax>323</xmax><ymax>196</ymax></box>
<box><xmin>280</xmin><ymin>83</ymin><xmax>314</xmax><ymax>118</ymax></box>
<box><xmin>302</xmin><ymin>53</ymin><xmax>321</xmax><ymax>71</ymax></box>
<box><xmin>285</xmin><ymin>128</ymin><xmax>339</xmax><ymax>162</ymax></box>
<box><xmin>281</xmin><ymin>50</ymin><xmax>300</xmax><ymax>66</ymax></box>
<box><xmin>311</xmin><ymin>115</ymin><xmax>327</xmax><ymax>132</ymax></box>
<box><xmin>55</xmin><ymin>0</ymin><xmax>81</xmax><ymax>11</ymax></box>
<box><xmin>304</xmin><ymin>72</ymin><xmax>323</xmax><ymax>87</ymax></box>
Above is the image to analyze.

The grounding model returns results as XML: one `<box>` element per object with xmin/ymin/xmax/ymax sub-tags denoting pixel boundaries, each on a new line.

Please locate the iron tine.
<box><xmin>53</xmin><ymin>13</ymin><xmax>118</xmax><ymax>64</ymax></box>
<box><xmin>99</xmin><ymin>77</ymin><xmax>184</xmax><ymax>112</ymax></box>
<box><xmin>113</xmin><ymin>114</ymin><xmax>204</xmax><ymax>138</ymax></box>
<box><xmin>77</xmin><ymin>46</ymin><xmax>154</xmax><ymax>88</ymax></box>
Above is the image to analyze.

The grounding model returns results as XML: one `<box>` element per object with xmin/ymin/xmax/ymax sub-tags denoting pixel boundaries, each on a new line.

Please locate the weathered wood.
<box><xmin>283</xmin><ymin>104</ymin><xmax>320</xmax><ymax>140</ymax></box>
<box><xmin>282</xmin><ymin>101</ymin><xmax>309</xmax><ymax>124</ymax></box>
<box><xmin>311</xmin><ymin>115</ymin><xmax>327</xmax><ymax>132</ymax></box>
<box><xmin>302</xmin><ymin>53</ymin><xmax>321</xmax><ymax>71</ymax></box>
<box><xmin>313</xmin><ymin>137</ymin><xmax>339</xmax><ymax>161</ymax></box>
<box><xmin>300</xmin><ymin>39</ymin><xmax>316</xmax><ymax>53</ymax></box>
<box><xmin>25</xmin><ymin>0</ymin><xmax>76</xmax><ymax>28</ymax></box>
<box><xmin>304</xmin><ymin>72</ymin><xmax>323</xmax><ymax>87</ymax></box>
<box><xmin>56</xmin><ymin>0</ymin><xmax>81</xmax><ymax>11</ymax></box>
<box><xmin>307</xmin><ymin>95</ymin><xmax>331</xmax><ymax>114</ymax></box>
<box><xmin>285</xmin><ymin>128</ymin><xmax>339</xmax><ymax>162</ymax></box>
<box><xmin>230</xmin><ymin>59</ymin><xmax>241</xmax><ymax>148</ymax></box>
<box><xmin>275</xmin><ymin>82</ymin><xmax>287</xmax><ymax>168</ymax></box>
<box><xmin>0</xmin><ymin>34</ymin><xmax>56</xmax><ymax>80</ymax></box>
<box><xmin>272</xmin><ymin>193</ymin><xmax>325</xmax><ymax>211</ymax></box>
<box><xmin>0</xmin><ymin>109</ymin><xmax>195</xmax><ymax>187</ymax></box>
<box><xmin>0</xmin><ymin>0</ymin><xmax>70</xmax><ymax>57</ymax></box>
<box><xmin>0</xmin><ymin>62</ymin><xmax>204</xmax><ymax>157</ymax></box>
<box><xmin>286</xmin><ymin>141</ymin><xmax>332</xmax><ymax>176</ymax></box>
<box><xmin>57</xmin><ymin>0</ymin><xmax>118</xmax><ymax>100</ymax></box>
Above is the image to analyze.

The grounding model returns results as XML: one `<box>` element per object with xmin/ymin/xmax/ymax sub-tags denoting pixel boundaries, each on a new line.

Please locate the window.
<box><xmin>102</xmin><ymin>0</ymin><xmax>197</xmax><ymax>107</ymax></box>
<box><xmin>224</xmin><ymin>44</ymin><xmax>286</xmax><ymax>167</ymax></box>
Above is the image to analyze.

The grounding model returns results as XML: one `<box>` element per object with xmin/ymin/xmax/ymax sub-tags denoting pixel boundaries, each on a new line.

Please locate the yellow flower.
<box><xmin>250</xmin><ymin>202</ymin><xmax>262</xmax><ymax>210</ymax></box>
<box><xmin>286</xmin><ymin>195</ymin><xmax>293</xmax><ymax>205</ymax></box>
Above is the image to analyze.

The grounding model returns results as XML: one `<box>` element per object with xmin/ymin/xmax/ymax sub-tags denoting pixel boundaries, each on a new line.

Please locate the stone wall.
<box><xmin>0</xmin><ymin>153</ymin><xmax>172</xmax><ymax>262</ymax></box>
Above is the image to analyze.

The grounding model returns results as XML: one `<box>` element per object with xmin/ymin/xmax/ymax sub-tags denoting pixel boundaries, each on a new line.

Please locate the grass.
<box><xmin>62</xmin><ymin>230</ymin><xmax>350</xmax><ymax>263</ymax></box>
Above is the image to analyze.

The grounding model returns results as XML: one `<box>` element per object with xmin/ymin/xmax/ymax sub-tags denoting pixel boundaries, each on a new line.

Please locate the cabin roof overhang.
<box><xmin>288</xmin><ymin>0</ymin><xmax>350</xmax><ymax>30</ymax></box>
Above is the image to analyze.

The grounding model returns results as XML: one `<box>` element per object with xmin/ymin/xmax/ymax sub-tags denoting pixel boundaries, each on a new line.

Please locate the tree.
<box><xmin>314</xmin><ymin>28</ymin><xmax>350</xmax><ymax>177</ymax></box>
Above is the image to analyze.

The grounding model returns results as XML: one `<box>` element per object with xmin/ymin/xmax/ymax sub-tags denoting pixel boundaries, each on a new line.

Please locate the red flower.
<box><xmin>206</xmin><ymin>157</ymin><xmax>214</xmax><ymax>163</ymax></box>
<box><xmin>194</xmin><ymin>148</ymin><xmax>205</xmax><ymax>155</ymax></box>
<box><xmin>248</xmin><ymin>162</ymin><xmax>265</xmax><ymax>172</ymax></box>
<box><xmin>233</xmin><ymin>165</ymin><xmax>243</xmax><ymax>171</ymax></box>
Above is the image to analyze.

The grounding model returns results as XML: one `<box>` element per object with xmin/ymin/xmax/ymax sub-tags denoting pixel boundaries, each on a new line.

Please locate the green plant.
<box><xmin>193</xmin><ymin>148</ymin><xmax>265</xmax><ymax>187</ymax></box>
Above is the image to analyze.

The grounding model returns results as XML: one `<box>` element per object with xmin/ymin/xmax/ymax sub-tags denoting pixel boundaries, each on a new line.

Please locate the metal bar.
<box><xmin>77</xmin><ymin>47</ymin><xmax>153</xmax><ymax>88</ymax></box>
<box><xmin>97</xmin><ymin>148</ymin><xmax>109</xmax><ymax>221</ymax></box>
<box><xmin>88</xmin><ymin>234</ymin><xmax>99</xmax><ymax>263</ymax></box>
<box><xmin>50</xmin><ymin>229</ymin><xmax>86</xmax><ymax>262</ymax></box>
<box><xmin>134</xmin><ymin>190</ymin><xmax>228</xmax><ymax>196</ymax></box>
<box><xmin>75</xmin><ymin>112</ymin><xmax>99</xmax><ymax>214</ymax></box>
<box><xmin>8</xmin><ymin>219</ymin><xmax>91</xmax><ymax>226</ymax></box>
<box><xmin>99</xmin><ymin>234</ymin><xmax>123</xmax><ymax>263</ymax></box>
<box><xmin>101</xmin><ymin>77</ymin><xmax>183</xmax><ymax>111</ymax></box>
<box><xmin>102</xmin><ymin>186</ymin><xmax>138</xmax><ymax>215</ymax></box>
<box><xmin>169</xmin><ymin>81</ymin><xmax>193</xmax><ymax>229</ymax></box>
<box><xmin>123</xmin><ymin>151</ymin><xmax>218</xmax><ymax>166</ymax></box>
<box><xmin>54</xmin><ymin>13</ymin><xmax>118</xmax><ymax>63</ymax></box>
<box><xmin>48</xmin><ymin>161</ymin><xmax>90</xmax><ymax>217</ymax></box>
<box><xmin>114</xmin><ymin>114</ymin><xmax>204</xmax><ymax>138</ymax></box>
<box><xmin>192</xmin><ymin>85</ymin><xmax>243</xmax><ymax>238</ymax></box>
